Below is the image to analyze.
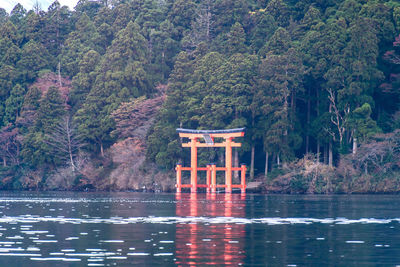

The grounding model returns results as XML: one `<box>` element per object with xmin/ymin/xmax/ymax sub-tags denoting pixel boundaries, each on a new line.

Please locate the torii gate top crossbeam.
<box><xmin>176</xmin><ymin>128</ymin><xmax>245</xmax><ymax>139</ymax></box>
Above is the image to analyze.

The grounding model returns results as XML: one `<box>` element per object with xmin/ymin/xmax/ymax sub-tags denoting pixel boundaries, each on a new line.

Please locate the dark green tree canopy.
<box><xmin>0</xmin><ymin>0</ymin><xmax>399</xmax><ymax>187</ymax></box>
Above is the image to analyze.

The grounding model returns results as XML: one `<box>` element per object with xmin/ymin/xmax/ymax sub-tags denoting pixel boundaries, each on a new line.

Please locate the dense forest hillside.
<box><xmin>0</xmin><ymin>0</ymin><xmax>400</xmax><ymax>192</ymax></box>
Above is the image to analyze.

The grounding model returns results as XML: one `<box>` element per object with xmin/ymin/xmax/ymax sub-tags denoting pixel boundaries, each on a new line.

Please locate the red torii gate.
<box><xmin>175</xmin><ymin>128</ymin><xmax>246</xmax><ymax>193</ymax></box>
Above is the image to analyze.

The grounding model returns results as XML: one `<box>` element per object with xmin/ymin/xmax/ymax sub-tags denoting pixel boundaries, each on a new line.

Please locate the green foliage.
<box><xmin>21</xmin><ymin>87</ymin><xmax>65</xmax><ymax>167</ymax></box>
<box><xmin>3</xmin><ymin>84</ymin><xmax>25</xmax><ymax>125</ymax></box>
<box><xmin>69</xmin><ymin>49</ymin><xmax>101</xmax><ymax>110</ymax></box>
<box><xmin>225</xmin><ymin>22</ymin><xmax>247</xmax><ymax>55</ymax></box>
<box><xmin>149</xmin><ymin>19</ymin><xmax>180</xmax><ymax>81</ymax></box>
<box><xmin>146</xmin><ymin>51</ymin><xmax>193</xmax><ymax>168</ymax></box>
<box><xmin>258</xmin><ymin>44</ymin><xmax>305</xmax><ymax>160</ymax></box>
<box><xmin>74</xmin><ymin>86</ymin><xmax>115</xmax><ymax>155</ymax></box>
<box><xmin>17</xmin><ymin>40</ymin><xmax>52</xmax><ymax>82</ymax></box>
<box><xmin>168</xmin><ymin>0</ymin><xmax>197</xmax><ymax>39</ymax></box>
<box><xmin>21</xmin><ymin>131</ymin><xmax>49</xmax><ymax>166</ymax></box>
<box><xmin>36</xmin><ymin>87</ymin><xmax>65</xmax><ymax>133</ymax></box>
<box><xmin>0</xmin><ymin>0</ymin><xmax>398</xmax><ymax>188</ymax></box>
<box><xmin>60</xmin><ymin>13</ymin><xmax>102</xmax><ymax>77</ymax></box>
<box><xmin>98</xmin><ymin>21</ymin><xmax>151</xmax><ymax>98</ymax></box>
<box><xmin>265</xmin><ymin>0</ymin><xmax>290</xmax><ymax>27</ymax></box>
<box><xmin>289</xmin><ymin>174</ymin><xmax>309</xmax><ymax>194</ymax></box>
<box><xmin>41</xmin><ymin>2</ymin><xmax>73</xmax><ymax>57</ymax></box>
<box><xmin>248</xmin><ymin>12</ymin><xmax>277</xmax><ymax>53</ymax></box>
<box><xmin>10</xmin><ymin>4</ymin><xmax>26</xmax><ymax>26</ymax></box>
<box><xmin>348</xmin><ymin>103</ymin><xmax>381</xmax><ymax>142</ymax></box>
<box><xmin>17</xmin><ymin>86</ymin><xmax>41</xmax><ymax>134</ymax></box>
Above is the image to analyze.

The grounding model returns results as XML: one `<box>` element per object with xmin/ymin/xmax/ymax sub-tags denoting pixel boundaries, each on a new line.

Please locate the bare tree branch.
<box><xmin>44</xmin><ymin>116</ymin><xmax>85</xmax><ymax>171</ymax></box>
<box><xmin>327</xmin><ymin>88</ymin><xmax>345</xmax><ymax>144</ymax></box>
<box><xmin>0</xmin><ymin>125</ymin><xmax>21</xmax><ymax>167</ymax></box>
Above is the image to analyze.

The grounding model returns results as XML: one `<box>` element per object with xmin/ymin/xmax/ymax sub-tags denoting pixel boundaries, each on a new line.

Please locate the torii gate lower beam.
<box><xmin>175</xmin><ymin>128</ymin><xmax>246</xmax><ymax>193</ymax></box>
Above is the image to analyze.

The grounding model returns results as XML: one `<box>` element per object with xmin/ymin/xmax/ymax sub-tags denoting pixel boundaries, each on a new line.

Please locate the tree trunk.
<box><xmin>250</xmin><ymin>145</ymin><xmax>255</xmax><ymax>180</ymax></box>
<box><xmin>277</xmin><ymin>153</ymin><xmax>280</xmax><ymax>166</ymax></box>
<box><xmin>305</xmin><ymin>134</ymin><xmax>309</xmax><ymax>154</ymax></box>
<box><xmin>16</xmin><ymin>143</ymin><xmax>20</xmax><ymax>165</ymax></box>
<box><xmin>264</xmin><ymin>151</ymin><xmax>269</xmax><ymax>178</ymax></box>
<box><xmin>100</xmin><ymin>142</ymin><xmax>104</xmax><ymax>157</ymax></box>
<box><xmin>306</xmin><ymin>88</ymin><xmax>311</xmax><ymax>154</ymax></box>
<box><xmin>66</xmin><ymin>119</ymin><xmax>75</xmax><ymax>171</ymax></box>
<box><xmin>58</xmin><ymin>61</ymin><xmax>62</xmax><ymax>87</ymax></box>
<box><xmin>324</xmin><ymin>144</ymin><xmax>328</xmax><ymax>165</ymax></box>
<box><xmin>316</xmin><ymin>88</ymin><xmax>320</xmax><ymax>163</ymax></box>
<box><xmin>329</xmin><ymin>140</ymin><xmax>333</xmax><ymax>167</ymax></box>
<box><xmin>291</xmin><ymin>90</ymin><xmax>295</xmax><ymax>122</ymax></box>
<box><xmin>206</xmin><ymin>8</ymin><xmax>210</xmax><ymax>42</ymax></box>
<box><xmin>2</xmin><ymin>156</ymin><xmax>6</xmax><ymax>167</ymax></box>
<box><xmin>352</xmin><ymin>137</ymin><xmax>357</xmax><ymax>156</ymax></box>
<box><xmin>162</xmin><ymin>51</ymin><xmax>166</xmax><ymax>80</ymax></box>
<box><xmin>220</xmin><ymin>150</ymin><xmax>224</xmax><ymax>166</ymax></box>
<box><xmin>69</xmin><ymin>147</ymin><xmax>75</xmax><ymax>172</ymax></box>
<box><xmin>346</xmin><ymin>129</ymin><xmax>350</xmax><ymax>148</ymax></box>
<box><xmin>234</xmin><ymin>149</ymin><xmax>239</xmax><ymax>181</ymax></box>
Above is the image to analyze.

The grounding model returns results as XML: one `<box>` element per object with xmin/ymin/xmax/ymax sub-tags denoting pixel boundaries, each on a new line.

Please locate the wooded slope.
<box><xmin>0</xmin><ymin>0</ymin><xmax>400</xmax><ymax>192</ymax></box>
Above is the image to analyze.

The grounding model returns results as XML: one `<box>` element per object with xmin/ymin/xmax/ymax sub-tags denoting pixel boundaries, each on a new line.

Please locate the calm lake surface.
<box><xmin>0</xmin><ymin>192</ymin><xmax>398</xmax><ymax>266</ymax></box>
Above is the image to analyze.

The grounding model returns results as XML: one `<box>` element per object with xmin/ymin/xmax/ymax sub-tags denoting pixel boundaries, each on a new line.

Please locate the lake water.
<box><xmin>0</xmin><ymin>192</ymin><xmax>398</xmax><ymax>266</ymax></box>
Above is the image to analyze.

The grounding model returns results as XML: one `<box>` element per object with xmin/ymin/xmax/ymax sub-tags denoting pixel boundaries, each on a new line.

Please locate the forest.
<box><xmin>0</xmin><ymin>0</ymin><xmax>400</xmax><ymax>193</ymax></box>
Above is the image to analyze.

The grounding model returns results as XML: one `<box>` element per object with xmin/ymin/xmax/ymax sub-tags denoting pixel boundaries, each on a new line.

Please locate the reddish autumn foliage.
<box><xmin>29</xmin><ymin>72</ymin><xmax>72</xmax><ymax>102</ymax></box>
<box><xmin>0</xmin><ymin>124</ymin><xmax>21</xmax><ymax>166</ymax></box>
<box><xmin>111</xmin><ymin>93</ymin><xmax>166</xmax><ymax>139</ymax></box>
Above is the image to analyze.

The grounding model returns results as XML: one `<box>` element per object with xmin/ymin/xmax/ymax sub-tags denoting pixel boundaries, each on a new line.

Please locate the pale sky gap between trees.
<box><xmin>2</xmin><ymin>0</ymin><xmax>79</xmax><ymax>13</ymax></box>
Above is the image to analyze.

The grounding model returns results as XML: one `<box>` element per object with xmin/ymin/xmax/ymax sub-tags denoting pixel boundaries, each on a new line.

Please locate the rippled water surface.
<box><xmin>0</xmin><ymin>192</ymin><xmax>398</xmax><ymax>266</ymax></box>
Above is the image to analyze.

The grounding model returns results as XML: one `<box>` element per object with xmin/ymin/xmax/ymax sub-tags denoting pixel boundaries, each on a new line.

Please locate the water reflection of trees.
<box><xmin>175</xmin><ymin>193</ymin><xmax>246</xmax><ymax>266</ymax></box>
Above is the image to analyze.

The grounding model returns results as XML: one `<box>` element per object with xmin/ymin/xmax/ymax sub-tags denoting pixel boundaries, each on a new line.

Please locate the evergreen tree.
<box><xmin>10</xmin><ymin>3</ymin><xmax>26</xmax><ymax>27</ymax></box>
<box><xmin>42</xmin><ymin>1</ymin><xmax>73</xmax><ymax>58</ymax></box>
<box><xmin>149</xmin><ymin>19</ymin><xmax>180</xmax><ymax>81</ymax></box>
<box><xmin>248</xmin><ymin>12</ymin><xmax>277</xmax><ymax>53</ymax></box>
<box><xmin>134</xmin><ymin>0</ymin><xmax>167</xmax><ymax>40</ymax></box>
<box><xmin>260</xmin><ymin>27</ymin><xmax>291</xmax><ymax>55</ymax></box>
<box><xmin>1</xmin><ymin>40</ymin><xmax>20</xmax><ymax>66</ymax></box>
<box><xmin>146</xmin><ymin>52</ymin><xmax>194</xmax><ymax>168</ymax></box>
<box><xmin>180</xmin><ymin>52</ymin><xmax>226</xmax><ymax>128</ymax></box>
<box><xmin>0</xmin><ymin>65</ymin><xmax>18</xmax><ymax>103</ymax></box>
<box><xmin>75</xmin><ymin>0</ymin><xmax>103</xmax><ymax>19</ymax></box>
<box><xmin>75</xmin><ymin>21</ymin><xmax>150</xmax><ymax>156</ymax></box>
<box><xmin>347</xmin><ymin>103</ymin><xmax>381</xmax><ymax>154</ymax></box>
<box><xmin>110</xmin><ymin>3</ymin><xmax>135</xmax><ymax>33</ymax></box>
<box><xmin>265</xmin><ymin>0</ymin><xmax>291</xmax><ymax>27</ymax></box>
<box><xmin>0</xmin><ymin>21</ymin><xmax>20</xmax><ymax>45</ymax></box>
<box><xmin>0</xmin><ymin>8</ymin><xmax>8</xmax><ymax>25</ymax></box>
<box><xmin>74</xmin><ymin>88</ymin><xmax>115</xmax><ymax>157</ymax></box>
<box><xmin>3</xmin><ymin>84</ymin><xmax>25</xmax><ymax>125</ymax></box>
<box><xmin>97</xmin><ymin>20</ymin><xmax>151</xmax><ymax>100</ymax></box>
<box><xmin>0</xmin><ymin>0</ymin><xmax>398</xmax><ymax>187</ymax></box>
<box><xmin>17</xmin><ymin>86</ymin><xmax>41</xmax><ymax>134</ymax></box>
<box><xmin>60</xmin><ymin>13</ymin><xmax>102</xmax><ymax>77</ymax></box>
<box><xmin>168</xmin><ymin>0</ymin><xmax>197</xmax><ymax>40</ymax></box>
<box><xmin>36</xmin><ymin>86</ymin><xmax>65</xmax><ymax>133</ymax></box>
<box><xmin>225</xmin><ymin>22</ymin><xmax>247</xmax><ymax>55</ymax></box>
<box><xmin>70</xmin><ymin>50</ymin><xmax>101</xmax><ymax>110</ymax></box>
<box><xmin>258</xmin><ymin>44</ymin><xmax>304</xmax><ymax>163</ymax></box>
<box><xmin>22</xmin><ymin>86</ymin><xmax>65</xmax><ymax>166</ymax></box>
<box><xmin>17</xmin><ymin>40</ymin><xmax>52</xmax><ymax>82</ymax></box>
<box><xmin>23</xmin><ymin>11</ymin><xmax>42</xmax><ymax>43</ymax></box>
<box><xmin>213</xmin><ymin>0</ymin><xmax>249</xmax><ymax>35</ymax></box>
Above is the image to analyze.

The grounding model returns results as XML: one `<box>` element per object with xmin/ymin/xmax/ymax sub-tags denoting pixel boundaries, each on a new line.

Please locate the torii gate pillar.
<box><xmin>225</xmin><ymin>137</ymin><xmax>233</xmax><ymax>193</ymax></box>
<box><xmin>175</xmin><ymin>128</ymin><xmax>246</xmax><ymax>194</ymax></box>
<box><xmin>190</xmin><ymin>137</ymin><xmax>198</xmax><ymax>192</ymax></box>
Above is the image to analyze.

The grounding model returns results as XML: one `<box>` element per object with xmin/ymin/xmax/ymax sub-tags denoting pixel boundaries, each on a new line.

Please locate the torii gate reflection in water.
<box><xmin>175</xmin><ymin>128</ymin><xmax>246</xmax><ymax>193</ymax></box>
